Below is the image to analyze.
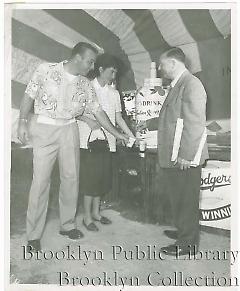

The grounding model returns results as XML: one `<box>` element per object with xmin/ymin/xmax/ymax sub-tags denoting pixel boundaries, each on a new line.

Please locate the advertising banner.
<box><xmin>199</xmin><ymin>161</ymin><xmax>231</xmax><ymax>230</ymax></box>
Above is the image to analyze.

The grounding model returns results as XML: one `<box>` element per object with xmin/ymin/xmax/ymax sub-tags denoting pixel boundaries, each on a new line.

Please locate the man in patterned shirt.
<box><xmin>17</xmin><ymin>42</ymin><xmax>128</xmax><ymax>252</ymax></box>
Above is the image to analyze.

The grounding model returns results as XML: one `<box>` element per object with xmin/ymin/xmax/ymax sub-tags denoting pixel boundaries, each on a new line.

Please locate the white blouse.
<box><xmin>77</xmin><ymin>78</ymin><xmax>122</xmax><ymax>152</ymax></box>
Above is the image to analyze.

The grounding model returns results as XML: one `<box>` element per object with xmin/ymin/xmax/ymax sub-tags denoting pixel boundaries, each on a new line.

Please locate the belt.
<box><xmin>37</xmin><ymin>115</ymin><xmax>76</xmax><ymax>126</ymax></box>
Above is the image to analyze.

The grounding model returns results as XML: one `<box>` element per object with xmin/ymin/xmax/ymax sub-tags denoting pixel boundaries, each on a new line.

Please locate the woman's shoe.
<box><xmin>93</xmin><ymin>216</ymin><xmax>112</xmax><ymax>225</ymax></box>
<box><xmin>83</xmin><ymin>220</ymin><xmax>99</xmax><ymax>231</ymax></box>
<box><xmin>59</xmin><ymin>229</ymin><xmax>84</xmax><ymax>240</ymax></box>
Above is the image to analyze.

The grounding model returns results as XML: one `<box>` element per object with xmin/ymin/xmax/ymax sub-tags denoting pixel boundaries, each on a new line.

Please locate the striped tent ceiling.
<box><xmin>12</xmin><ymin>9</ymin><xmax>231</xmax><ymax>103</ymax></box>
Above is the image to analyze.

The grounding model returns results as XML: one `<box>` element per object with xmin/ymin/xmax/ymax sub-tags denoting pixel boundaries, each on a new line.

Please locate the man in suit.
<box><xmin>139</xmin><ymin>47</ymin><xmax>208</xmax><ymax>256</ymax></box>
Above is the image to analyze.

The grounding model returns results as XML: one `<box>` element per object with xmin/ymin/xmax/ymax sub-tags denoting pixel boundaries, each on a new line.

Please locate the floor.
<box><xmin>9</xmin><ymin>146</ymin><xmax>231</xmax><ymax>287</ymax></box>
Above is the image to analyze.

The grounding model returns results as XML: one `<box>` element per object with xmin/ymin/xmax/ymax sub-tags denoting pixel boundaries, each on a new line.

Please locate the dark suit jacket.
<box><xmin>147</xmin><ymin>70</ymin><xmax>209</xmax><ymax>168</ymax></box>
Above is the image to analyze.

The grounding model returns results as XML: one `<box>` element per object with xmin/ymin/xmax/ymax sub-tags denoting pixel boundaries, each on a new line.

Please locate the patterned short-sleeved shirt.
<box><xmin>25</xmin><ymin>61</ymin><xmax>101</xmax><ymax>119</ymax></box>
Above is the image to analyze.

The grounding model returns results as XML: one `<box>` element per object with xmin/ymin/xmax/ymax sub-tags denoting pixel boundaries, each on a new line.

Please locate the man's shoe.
<box><xmin>59</xmin><ymin>229</ymin><xmax>84</xmax><ymax>240</ymax></box>
<box><xmin>164</xmin><ymin>230</ymin><xmax>178</xmax><ymax>240</ymax></box>
<box><xmin>93</xmin><ymin>216</ymin><xmax>112</xmax><ymax>225</ymax></box>
<box><xmin>27</xmin><ymin>239</ymin><xmax>41</xmax><ymax>252</ymax></box>
<box><xmin>83</xmin><ymin>220</ymin><xmax>99</xmax><ymax>232</ymax></box>
<box><xmin>160</xmin><ymin>244</ymin><xmax>177</xmax><ymax>254</ymax></box>
<box><xmin>161</xmin><ymin>244</ymin><xmax>198</xmax><ymax>256</ymax></box>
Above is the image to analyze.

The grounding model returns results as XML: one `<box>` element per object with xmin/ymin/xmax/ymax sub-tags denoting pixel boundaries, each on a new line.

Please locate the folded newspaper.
<box><xmin>171</xmin><ymin>118</ymin><xmax>207</xmax><ymax>167</ymax></box>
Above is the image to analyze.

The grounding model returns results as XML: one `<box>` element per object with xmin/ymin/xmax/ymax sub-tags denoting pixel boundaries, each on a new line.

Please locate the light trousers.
<box><xmin>26</xmin><ymin>116</ymin><xmax>80</xmax><ymax>240</ymax></box>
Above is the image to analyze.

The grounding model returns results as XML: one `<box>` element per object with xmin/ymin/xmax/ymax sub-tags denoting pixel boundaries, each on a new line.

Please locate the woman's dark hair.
<box><xmin>94</xmin><ymin>53</ymin><xmax>119</xmax><ymax>76</ymax></box>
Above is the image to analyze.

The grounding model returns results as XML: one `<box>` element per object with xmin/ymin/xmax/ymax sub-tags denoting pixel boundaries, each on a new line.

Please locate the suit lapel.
<box><xmin>161</xmin><ymin>70</ymin><xmax>189</xmax><ymax>111</ymax></box>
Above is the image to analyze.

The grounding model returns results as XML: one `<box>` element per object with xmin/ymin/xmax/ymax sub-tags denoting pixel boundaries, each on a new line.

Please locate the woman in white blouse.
<box><xmin>78</xmin><ymin>53</ymin><xmax>135</xmax><ymax>231</ymax></box>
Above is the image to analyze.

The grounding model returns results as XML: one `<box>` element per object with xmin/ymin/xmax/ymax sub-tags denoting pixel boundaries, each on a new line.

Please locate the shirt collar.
<box><xmin>171</xmin><ymin>68</ymin><xmax>187</xmax><ymax>88</ymax></box>
<box><xmin>61</xmin><ymin>60</ymin><xmax>80</xmax><ymax>79</ymax></box>
<box><xmin>61</xmin><ymin>60</ymin><xmax>68</xmax><ymax>71</ymax></box>
<box><xmin>93</xmin><ymin>78</ymin><xmax>108</xmax><ymax>90</ymax></box>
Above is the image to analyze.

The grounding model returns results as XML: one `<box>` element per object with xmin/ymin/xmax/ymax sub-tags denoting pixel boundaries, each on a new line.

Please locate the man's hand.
<box><xmin>174</xmin><ymin>157</ymin><xmax>191</xmax><ymax>170</ymax></box>
<box><xmin>17</xmin><ymin>94</ymin><xmax>34</xmax><ymax>144</ymax></box>
<box><xmin>17</xmin><ymin>121</ymin><xmax>30</xmax><ymax>144</ymax></box>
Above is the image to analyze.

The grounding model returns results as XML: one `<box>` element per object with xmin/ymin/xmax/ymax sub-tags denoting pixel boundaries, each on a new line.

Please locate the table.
<box><xmin>113</xmin><ymin>146</ymin><xmax>231</xmax><ymax>229</ymax></box>
<box><xmin>113</xmin><ymin>148</ymin><xmax>172</xmax><ymax>224</ymax></box>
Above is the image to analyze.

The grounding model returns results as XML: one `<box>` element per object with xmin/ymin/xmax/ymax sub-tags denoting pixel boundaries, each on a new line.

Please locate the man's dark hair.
<box><xmin>163</xmin><ymin>47</ymin><xmax>186</xmax><ymax>64</ymax></box>
<box><xmin>94</xmin><ymin>53</ymin><xmax>119</xmax><ymax>76</ymax></box>
<box><xmin>71</xmin><ymin>42</ymin><xmax>98</xmax><ymax>57</ymax></box>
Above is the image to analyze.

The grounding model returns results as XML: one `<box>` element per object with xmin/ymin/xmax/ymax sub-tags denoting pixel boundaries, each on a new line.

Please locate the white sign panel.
<box><xmin>135</xmin><ymin>87</ymin><xmax>167</xmax><ymax>121</ymax></box>
<box><xmin>199</xmin><ymin>161</ymin><xmax>231</xmax><ymax>230</ymax></box>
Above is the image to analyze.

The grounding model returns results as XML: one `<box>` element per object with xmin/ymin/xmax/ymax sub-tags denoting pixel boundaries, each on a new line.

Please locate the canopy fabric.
<box><xmin>11</xmin><ymin>9</ymin><xmax>231</xmax><ymax>141</ymax></box>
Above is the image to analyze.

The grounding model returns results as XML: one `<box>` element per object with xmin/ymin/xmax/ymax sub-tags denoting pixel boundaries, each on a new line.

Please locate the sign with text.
<box><xmin>135</xmin><ymin>87</ymin><xmax>167</xmax><ymax>121</ymax></box>
<box><xmin>199</xmin><ymin>161</ymin><xmax>231</xmax><ymax>230</ymax></box>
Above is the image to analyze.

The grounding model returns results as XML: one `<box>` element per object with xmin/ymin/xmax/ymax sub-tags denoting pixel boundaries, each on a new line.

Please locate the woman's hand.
<box><xmin>117</xmin><ymin>133</ymin><xmax>129</xmax><ymax>146</ymax></box>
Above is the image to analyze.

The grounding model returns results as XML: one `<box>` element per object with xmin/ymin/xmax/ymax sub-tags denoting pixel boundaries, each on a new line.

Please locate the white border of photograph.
<box><xmin>3</xmin><ymin>1</ymin><xmax>239</xmax><ymax>291</ymax></box>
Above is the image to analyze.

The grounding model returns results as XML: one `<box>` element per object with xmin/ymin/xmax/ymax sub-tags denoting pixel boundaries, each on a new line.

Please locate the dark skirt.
<box><xmin>80</xmin><ymin>148</ymin><xmax>112</xmax><ymax>197</ymax></box>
